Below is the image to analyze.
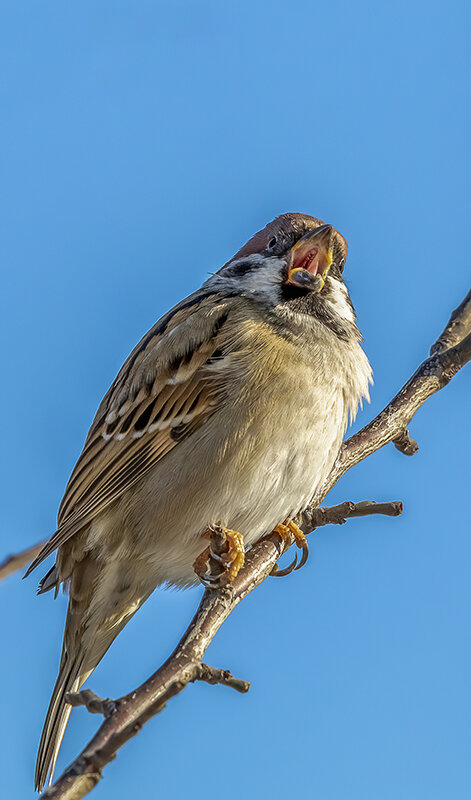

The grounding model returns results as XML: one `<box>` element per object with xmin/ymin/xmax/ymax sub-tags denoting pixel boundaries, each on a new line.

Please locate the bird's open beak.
<box><xmin>285</xmin><ymin>224</ymin><xmax>333</xmax><ymax>292</ymax></box>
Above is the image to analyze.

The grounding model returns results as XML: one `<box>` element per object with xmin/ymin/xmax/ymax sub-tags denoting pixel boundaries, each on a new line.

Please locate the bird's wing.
<box><xmin>25</xmin><ymin>288</ymin><xmax>235</xmax><ymax>576</ymax></box>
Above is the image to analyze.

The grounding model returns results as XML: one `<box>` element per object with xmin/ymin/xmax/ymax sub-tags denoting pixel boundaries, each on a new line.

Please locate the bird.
<box><xmin>27</xmin><ymin>212</ymin><xmax>372</xmax><ymax>790</ymax></box>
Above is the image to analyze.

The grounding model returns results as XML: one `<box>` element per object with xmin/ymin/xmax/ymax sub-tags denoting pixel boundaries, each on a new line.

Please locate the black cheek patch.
<box><xmin>221</xmin><ymin>259</ymin><xmax>260</xmax><ymax>279</ymax></box>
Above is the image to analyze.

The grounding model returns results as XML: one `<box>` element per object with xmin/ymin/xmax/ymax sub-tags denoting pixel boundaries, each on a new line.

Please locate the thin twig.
<box><xmin>430</xmin><ymin>288</ymin><xmax>471</xmax><ymax>355</ymax></box>
<box><xmin>64</xmin><ymin>691</ymin><xmax>118</xmax><ymax>719</ymax></box>
<box><xmin>194</xmin><ymin>664</ymin><xmax>250</xmax><ymax>693</ymax></box>
<box><xmin>0</xmin><ymin>501</ymin><xmax>401</xmax><ymax>585</ymax></box>
<box><xmin>0</xmin><ymin>540</ymin><xmax>47</xmax><ymax>582</ymax></box>
<box><xmin>64</xmin><ymin>665</ymin><xmax>249</xmax><ymax>722</ymax></box>
<box><xmin>300</xmin><ymin>500</ymin><xmax>403</xmax><ymax>530</ymax></box>
<box><xmin>392</xmin><ymin>429</ymin><xmax>419</xmax><ymax>456</ymax></box>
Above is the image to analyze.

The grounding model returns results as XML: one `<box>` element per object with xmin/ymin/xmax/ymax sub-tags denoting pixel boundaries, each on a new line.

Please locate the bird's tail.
<box><xmin>34</xmin><ymin>634</ymin><xmax>89</xmax><ymax>791</ymax></box>
<box><xmin>34</xmin><ymin>563</ymin><xmax>155</xmax><ymax>792</ymax></box>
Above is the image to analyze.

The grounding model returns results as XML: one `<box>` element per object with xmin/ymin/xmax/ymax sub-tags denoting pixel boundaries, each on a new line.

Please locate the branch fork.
<box><xmin>65</xmin><ymin>664</ymin><xmax>249</xmax><ymax>722</ymax></box>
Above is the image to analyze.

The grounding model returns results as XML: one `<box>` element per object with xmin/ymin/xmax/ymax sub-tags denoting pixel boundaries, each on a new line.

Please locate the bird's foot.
<box><xmin>193</xmin><ymin>526</ymin><xmax>246</xmax><ymax>588</ymax></box>
<box><xmin>270</xmin><ymin>518</ymin><xmax>309</xmax><ymax>577</ymax></box>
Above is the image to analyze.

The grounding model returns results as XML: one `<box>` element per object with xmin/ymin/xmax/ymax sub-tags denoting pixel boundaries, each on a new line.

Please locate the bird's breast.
<box><xmin>98</xmin><ymin>316</ymin><xmax>371</xmax><ymax>586</ymax></box>
<box><xmin>203</xmin><ymin>322</ymin><xmax>366</xmax><ymax>544</ymax></box>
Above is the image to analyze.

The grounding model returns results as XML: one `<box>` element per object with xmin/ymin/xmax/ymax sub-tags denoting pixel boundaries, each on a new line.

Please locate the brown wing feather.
<box><xmin>25</xmin><ymin>290</ymin><xmax>233</xmax><ymax>577</ymax></box>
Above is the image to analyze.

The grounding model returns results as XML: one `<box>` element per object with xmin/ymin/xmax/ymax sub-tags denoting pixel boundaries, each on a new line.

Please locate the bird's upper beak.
<box><xmin>284</xmin><ymin>224</ymin><xmax>333</xmax><ymax>292</ymax></box>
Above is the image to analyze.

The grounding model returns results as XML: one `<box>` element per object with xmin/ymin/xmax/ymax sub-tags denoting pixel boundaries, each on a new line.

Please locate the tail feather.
<box><xmin>34</xmin><ymin>653</ymin><xmax>86</xmax><ymax>792</ymax></box>
<box><xmin>35</xmin><ymin>552</ymin><xmax>156</xmax><ymax>791</ymax></box>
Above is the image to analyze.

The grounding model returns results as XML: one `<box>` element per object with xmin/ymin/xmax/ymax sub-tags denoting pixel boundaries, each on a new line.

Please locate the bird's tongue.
<box><xmin>293</xmin><ymin>246</ymin><xmax>321</xmax><ymax>275</ymax></box>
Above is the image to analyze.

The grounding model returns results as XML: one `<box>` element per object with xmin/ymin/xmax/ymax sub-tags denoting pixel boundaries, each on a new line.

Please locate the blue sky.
<box><xmin>1</xmin><ymin>1</ymin><xmax>470</xmax><ymax>797</ymax></box>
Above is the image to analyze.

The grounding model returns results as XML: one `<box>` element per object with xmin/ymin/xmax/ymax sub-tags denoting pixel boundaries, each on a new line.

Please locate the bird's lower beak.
<box><xmin>285</xmin><ymin>224</ymin><xmax>333</xmax><ymax>292</ymax></box>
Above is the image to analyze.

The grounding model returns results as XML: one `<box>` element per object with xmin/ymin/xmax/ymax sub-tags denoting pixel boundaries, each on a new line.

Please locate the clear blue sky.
<box><xmin>1</xmin><ymin>1</ymin><xmax>470</xmax><ymax>797</ymax></box>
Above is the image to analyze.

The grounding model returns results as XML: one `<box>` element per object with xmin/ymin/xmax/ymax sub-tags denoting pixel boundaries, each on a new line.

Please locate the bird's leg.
<box><xmin>193</xmin><ymin>526</ymin><xmax>245</xmax><ymax>588</ymax></box>
<box><xmin>270</xmin><ymin>518</ymin><xmax>309</xmax><ymax>577</ymax></box>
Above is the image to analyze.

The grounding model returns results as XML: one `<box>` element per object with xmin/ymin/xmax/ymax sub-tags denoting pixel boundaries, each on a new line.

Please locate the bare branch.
<box><xmin>430</xmin><ymin>288</ymin><xmax>471</xmax><ymax>355</ymax></box>
<box><xmin>64</xmin><ymin>691</ymin><xmax>117</xmax><ymax>719</ymax></box>
<box><xmin>300</xmin><ymin>499</ymin><xmax>403</xmax><ymax>530</ymax></box>
<box><xmin>64</xmin><ymin>666</ymin><xmax>249</xmax><ymax>719</ymax></box>
<box><xmin>18</xmin><ymin>287</ymin><xmax>471</xmax><ymax>798</ymax></box>
<box><xmin>392</xmin><ymin>428</ymin><xmax>419</xmax><ymax>456</ymax></box>
<box><xmin>0</xmin><ymin>540</ymin><xmax>47</xmax><ymax>582</ymax></box>
<box><xmin>314</xmin><ymin>306</ymin><xmax>471</xmax><ymax>505</ymax></box>
<box><xmin>195</xmin><ymin>664</ymin><xmax>251</xmax><ymax>693</ymax></box>
<box><xmin>0</xmin><ymin>500</ymin><xmax>399</xmax><ymax>585</ymax></box>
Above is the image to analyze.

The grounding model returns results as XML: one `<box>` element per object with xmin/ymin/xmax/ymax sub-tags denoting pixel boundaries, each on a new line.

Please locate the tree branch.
<box><xmin>12</xmin><ymin>287</ymin><xmax>471</xmax><ymax>798</ymax></box>
<box><xmin>38</xmin><ymin>497</ymin><xmax>405</xmax><ymax>799</ymax></box>
<box><xmin>0</xmin><ymin>540</ymin><xmax>47</xmax><ymax>583</ymax></box>
<box><xmin>430</xmin><ymin>288</ymin><xmax>471</xmax><ymax>356</ymax></box>
<box><xmin>312</xmin><ymin>296</ymin><xmax>471</xmax><ymax>505</ymax></box>
<box><xmin>0</xmin><ymin>502</ymin><xmax>401</xmax><ymax>586</ymax></box>
<box><xmin>300</xmin><ymin>499</ymin><xmax>403</xmax><ymax>530</ymax></box>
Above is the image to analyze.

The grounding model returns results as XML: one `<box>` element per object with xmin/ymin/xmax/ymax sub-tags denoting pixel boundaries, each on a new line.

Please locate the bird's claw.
<box><xmin>193</xmin><ymin>527</ymin><xmax>245</xmax><ymax>588</ymax></box>
<box><xmin>270</xmin><ymin>519</ymin><xmax>309</xmax><ymax>577</ymax></box>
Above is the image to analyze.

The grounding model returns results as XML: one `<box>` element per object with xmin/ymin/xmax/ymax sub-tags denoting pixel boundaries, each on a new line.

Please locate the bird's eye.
<box><xmin>268</xmin><ymin>236</ymin><xmax>277</xmax><ymax>249</ymax></box>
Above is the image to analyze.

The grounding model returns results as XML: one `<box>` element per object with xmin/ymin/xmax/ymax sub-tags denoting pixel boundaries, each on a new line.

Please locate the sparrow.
<box><xmin>28</xmin><ymin>212</ymin><xmax>372</xmax><ymax>790</ymax></box>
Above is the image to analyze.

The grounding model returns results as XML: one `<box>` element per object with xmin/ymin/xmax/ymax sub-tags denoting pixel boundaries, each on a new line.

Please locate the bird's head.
<box><xmin>207</xmin><ymin>213</ymin><xmax>357</xmax><ymax>339</ymax></box>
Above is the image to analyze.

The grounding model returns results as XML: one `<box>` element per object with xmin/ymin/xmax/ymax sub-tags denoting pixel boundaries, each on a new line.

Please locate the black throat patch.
<box><xmin>278</xmin><ymin>284</ymin><xmax>357</xmax><ymax>342</ymax></box>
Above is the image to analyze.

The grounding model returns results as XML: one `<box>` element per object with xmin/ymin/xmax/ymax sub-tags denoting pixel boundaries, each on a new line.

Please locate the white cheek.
<box><xmin>325</xmin><ymin>277</ymin><xmax>355</xmax><ymax>323</ymax></box>
<box><xmin>207</xmin><ymin>254</ymin><xmax>283</xmax><ymax>306</ymax></box>
<box><xmin>242</xmin><ymin>257</ymin><xmax>282</xmax><ymax>300</ymax></box>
